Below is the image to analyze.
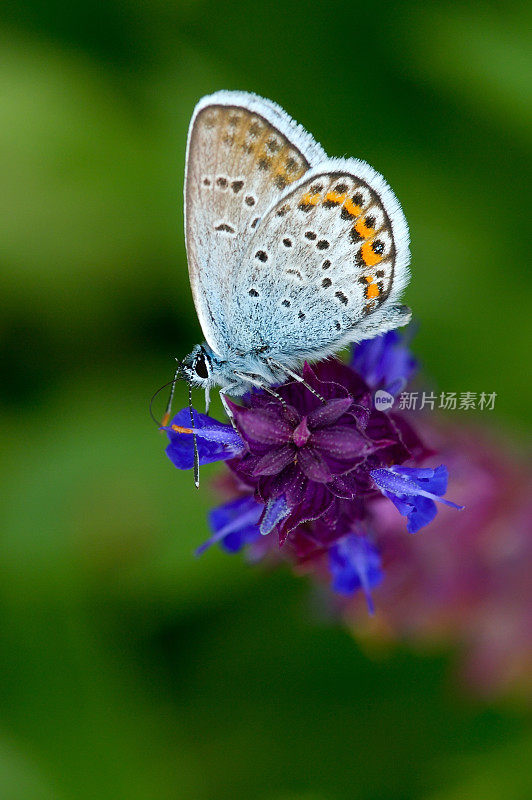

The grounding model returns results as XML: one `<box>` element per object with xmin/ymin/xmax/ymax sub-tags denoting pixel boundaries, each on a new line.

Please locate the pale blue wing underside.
<box><xmin>184</xmin><ymin>91</ymin><xmax>326</xmax><ymax>356</ymax></box>
<box><xmin>224</xmin><ymin>160</ymin><xmax>411</xmax><ymax>369</ymax></box>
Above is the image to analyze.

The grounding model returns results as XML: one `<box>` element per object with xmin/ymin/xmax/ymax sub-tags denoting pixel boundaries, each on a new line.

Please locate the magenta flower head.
<box><xmin>163</xmin><ymin>329</ymin><xmax>464</xmax><ymax>610</ymax></box>
<box><xmin>226</xmin><ymin>358</ymin><xmax>427</xmax><ymax>544</ymax></box>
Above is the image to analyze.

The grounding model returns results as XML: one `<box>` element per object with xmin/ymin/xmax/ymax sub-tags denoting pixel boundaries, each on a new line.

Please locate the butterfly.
<box><xmin>171</xmin><ymin>90</ymin><xmax>411</xmax><ymax>430</ymax></box>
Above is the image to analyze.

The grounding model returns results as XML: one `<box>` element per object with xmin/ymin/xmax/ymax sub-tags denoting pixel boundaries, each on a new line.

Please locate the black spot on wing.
<box><xmin>335</xmin><ymin>291</ymin><xmax>348</xmax><ymax>306</ymax></box>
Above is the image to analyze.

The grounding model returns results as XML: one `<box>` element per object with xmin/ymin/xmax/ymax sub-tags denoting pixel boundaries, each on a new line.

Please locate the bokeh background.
<box><xmin>1</xmin><ymin>0</ymin><xmax>531</xmax><ymax>797</ymax></box>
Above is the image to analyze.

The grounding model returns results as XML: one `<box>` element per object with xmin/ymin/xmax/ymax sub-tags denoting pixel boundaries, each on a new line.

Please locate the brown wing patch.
<box><xmin>186</xmin><ymin>104</ymin><xmax>312</xmax><ymax>267</ymax></box>
<box><xmin>196</xmin><ymin>105</ymin><xmax>308</xmax><ymax>189</ymax></box>
<box><xmin>185</xmin><ymin>100</ymin><xmax>317</xmax><ymax>351</ymax></box>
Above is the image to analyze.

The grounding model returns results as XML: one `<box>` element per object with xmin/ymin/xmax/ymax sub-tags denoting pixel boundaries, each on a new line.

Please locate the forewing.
<box><xmin>185</xmin><ymin>91</ymin><xmax>326</xmax><ymax>354</ymax></box>
<box><xmin>226</xmin><ymin>158</ymin><xmax>410</xmax><ymax>362</ymax></box>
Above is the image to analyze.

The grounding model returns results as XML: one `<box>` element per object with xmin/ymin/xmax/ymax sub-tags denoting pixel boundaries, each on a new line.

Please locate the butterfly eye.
<box><xmin>194</xmin><ymin>353</ymin><xmax>209</xmax><ymax>379</ymax></box>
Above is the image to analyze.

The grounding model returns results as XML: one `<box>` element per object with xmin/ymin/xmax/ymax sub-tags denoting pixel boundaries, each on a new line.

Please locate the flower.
<box><xmin>164</xmin><ymin>408</ymin><xmax>243</xmax><ymax>470</ymax></box>
<box><xmin>370</xmin><ymin>465</ymin><xmax>464</xmax><ymax>533</ymax></box>
<box><xmin>351</xmin><ymin>329</ymin><xmax>417</xmax><ymax>396</ymax></box>
<box><xmin>227</xmin><ymin>359</ymin><xmax>428</xmax><ymax>544</ymax></box>
<box><xmin>161</xmin><ymin>331</ymin><xmax>532</xmax><ymax>700</ymax></box>
<box><xmin>195</xmin><ymin>491</ymin><xmax>291</xmax><ymax>557</ymax></box>
<box><xmin>197</xmin><ymin>495</ymin><xmax>262</xmax><ymax>555</ymax></box>
<box><xmin>329</xmin><ymin>534</ymin><xmax>383</xmax><ymax>613</ymax></box>
<box><xmin>162</xmin><ymin>329</ymin><xmax>463</xmax><ymax>612</ymax></box>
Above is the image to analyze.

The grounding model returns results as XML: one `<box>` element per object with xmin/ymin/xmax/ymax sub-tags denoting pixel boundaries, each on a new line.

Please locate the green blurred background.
<box><xmin>1</xmin><ymin>0</ymin><xmax>531</xmax><ymax>797</ymax></box>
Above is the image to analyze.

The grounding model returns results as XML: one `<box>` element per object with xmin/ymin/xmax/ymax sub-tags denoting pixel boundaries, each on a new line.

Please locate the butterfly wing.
<box><xmin>184</xmin><ymin>91</ymin><xmax>326</xmax><ymax>355</ymax></box>
<box><xmin>226</xmin><ymin>158</ymin><xmax>411</xmax><ymax>366</ymax></box>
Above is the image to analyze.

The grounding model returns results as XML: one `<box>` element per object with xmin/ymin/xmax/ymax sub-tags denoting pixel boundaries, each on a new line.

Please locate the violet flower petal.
<box><xmin>252</xmin><ymin>444</ymin><xmax>295</xmax><ymax>476</ymax></box>
<box><xmin>297</xmin><ymin>446</ymin><xmax>333</xmax><ymax>483</ymax></box>
<box><xmin>165</xmin><ymin>408</ymin><xmax>243</xmax><ymax>470</ymax></box>
<box><xmin>403</xmin><ymin>496</ymin><xmax>438</xmax><ymax>533</ymax></box>
<box><xmin>198</xmin><ymin>495</ymin><xmax>262</xmax><ymax>555</ymax></box>
<box><xmin>328</xmin><ymin>473</ymin><xmax>360</xmax><ymax>500</ymax></box>
<box><xmin>260</xmin><ymin>495</ymin><xmax>290</xmax><ymax>536</ymax></box>
<box><xmin>303</xmin><ymin>360</ymin><xmax>369</xmax><ymax>404</ymax></box>
<box><xmin>229</xmin><ymin>404</ymin><xmax>293</xmax><ymax>447</ymax></box>
<box><xmin>352</xmin><ymin>330</ymin><xmax>417</xmax><ymax>396</ymax></box>
<box><xmin>306</xmin><ymin>398</ymin><xmax>353</xmax><ymax>430</ymax></box>
<box><xmin>370</xmin><ymin>465</ymin><xmax>464</xmax><ymax>533</ymax></box>
<box><xmin>311</xmin><ymin>426</ymin><xmax>378</xmax><ymax>462</ymax></box>
<box><xmin>329</xmin><ymin>534</ymin><xmax>383</xmax><ymax>612</ymax></box>
<box><xmin>283</xmin><ymin>467</ymin><xmax>308</xmax><ymax>507</ymax></box>
<box><xmin>279</xmin><ymin>482</ymin><xmax>334</xmax><ymax>542</ymax></box>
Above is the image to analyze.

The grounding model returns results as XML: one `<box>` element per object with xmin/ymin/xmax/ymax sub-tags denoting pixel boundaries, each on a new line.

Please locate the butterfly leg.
<box><xmin>266</xmin><ymin>359</ymin><xmax>325</xmax><ymax>403</ymax></box>
<box><xmin>233</xmin><ymin>372</ymin><xmax>288</xmax><ymax>409</ymax></box>
<box><xmin>219</xmin><ymin>384</ymin><xmax>239</xmax><ymax>427</ymax></box>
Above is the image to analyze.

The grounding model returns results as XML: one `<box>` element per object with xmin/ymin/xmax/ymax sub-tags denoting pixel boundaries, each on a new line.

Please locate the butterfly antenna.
<box><xmin>188</xmin><ymin>383</ymin><xmax>200</xmax><ymax>488</ymax></box>
<box><xmin>161</xmin><ymin>364</ymin><xmax>181</xmax><ymax>427</ymax></box>
<box><xmin>149</xmin><ymin>367</ymin><xmax>181</xmax><ymax>427</ymax></box>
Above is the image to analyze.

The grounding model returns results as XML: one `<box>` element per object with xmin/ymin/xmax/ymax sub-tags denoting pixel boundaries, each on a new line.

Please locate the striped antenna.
<box><xmin>188</xmin><ymin>383</ymin><xmax>200</xmax><ymax>488</ymax></box>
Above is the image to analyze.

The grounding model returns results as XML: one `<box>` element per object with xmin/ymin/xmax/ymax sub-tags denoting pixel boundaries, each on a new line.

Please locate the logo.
<box><xmin>374</xmin><ymin>390</ymin><xmax>394</xmax><ymax>411</ymax></box>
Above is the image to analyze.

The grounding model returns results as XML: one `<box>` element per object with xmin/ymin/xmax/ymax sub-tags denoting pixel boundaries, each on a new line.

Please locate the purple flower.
<box><xmin>197</xmin><ymin>492</ymin><xmax>290</xmax><ymax>558</ymax></box>
<box><xmin>228</xmin><ymin>359</ymin><xmax>426</xmax><ymax>543</ymax></box>
<box><xmin>329</xmin><ymin>533</ymin><xmax>383</xmax><ymax>612</ymax></box>
<box><xmin>196</xmin><ymin>495</ymin><xmax>263</xmax><ymax>555</ymax></box>
<box><xmin>352</xmin><ymin>330</ymin><xmax>417</xmax><ymax>396</ymax></box>
<box><xmin>164</xmin><ymin>408</ymin><xmax>243</xmax><ymax>470</ymax></box>
<box><xmin>161</xmin><ymin>330</ymin><xmax>465</xmax><ymax>619</ymax></box>
<box><xmin>370</xmin><ymin>465</ymin><xmax>464</xmax><ymax>533</ymax></box>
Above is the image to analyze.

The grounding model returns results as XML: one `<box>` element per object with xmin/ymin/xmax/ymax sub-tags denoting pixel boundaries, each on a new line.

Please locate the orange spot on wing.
<box><xmin>324</xmin><ymin>190</ymin><xmax>346</xmax><ymax>204</ymax></box>
<box><xmin>361</xmin><ymin>241</ymin><xmax>383</xmax><ymax>267</ymax></box>
<box><xmin>343</xmin><ymin>197</ymin><xmax>363</xmax><ymax>217</ymax></box>
<box><xmin>300</xmin><ymin>192</ymin><xmax>321</xmax><ymax>206</ymax></box>
<box><xmin>366</xmin><ymin>281</ymin><xmax>380</xmax><ymax>299</ymax></box>
<box><xmin>355</xmin><ymin>218</ymin><xmax>376</xmax><ymax>239</ymax></box>
<box><xmin>364</xmin><ymin>274</ymin><xmax>381</xmax><ymax>300</ymax></box>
